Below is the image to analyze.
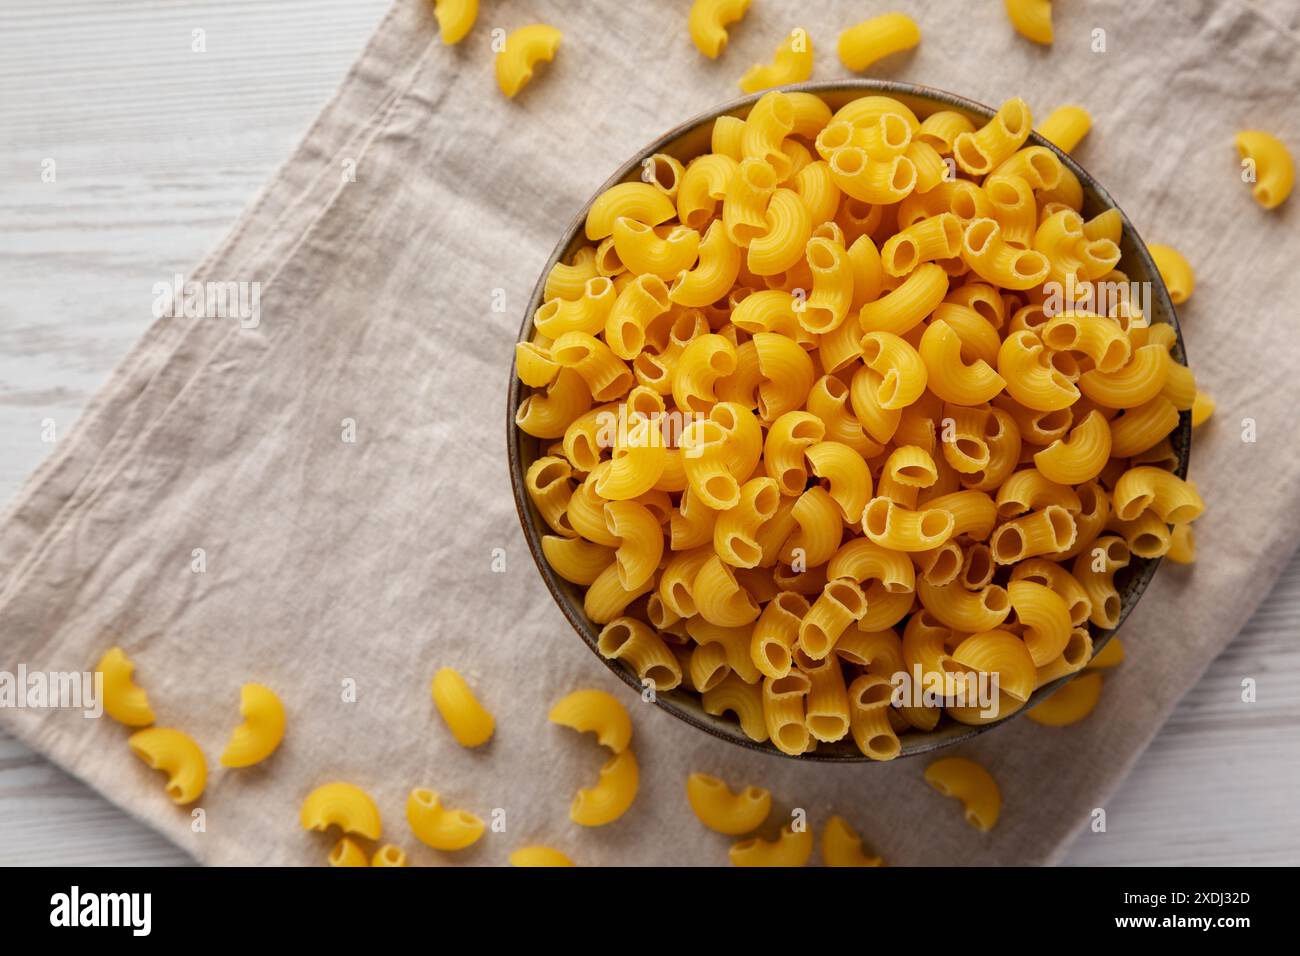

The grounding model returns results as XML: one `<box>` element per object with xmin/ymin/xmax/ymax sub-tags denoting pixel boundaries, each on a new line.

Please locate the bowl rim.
<box><xmin>507</xmin><ymin>78</ymin><xmax>1191</xmax><ymax>762</ymax></box>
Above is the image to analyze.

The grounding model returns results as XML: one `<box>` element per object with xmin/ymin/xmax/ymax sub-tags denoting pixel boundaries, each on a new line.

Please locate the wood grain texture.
<box><xmin>0</xmin><ymin>0</ymin><xmax>1296</xmax><ymax>867</ymax></box>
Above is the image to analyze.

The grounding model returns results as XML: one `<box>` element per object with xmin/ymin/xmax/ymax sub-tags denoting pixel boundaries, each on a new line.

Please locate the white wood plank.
<box><xmin>1</xmin><ymin>0</ymin><xmax>1297</xmax><ymax>867</ymax></box>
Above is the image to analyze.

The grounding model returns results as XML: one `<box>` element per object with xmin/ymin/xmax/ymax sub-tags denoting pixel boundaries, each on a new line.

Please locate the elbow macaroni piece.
<box><xmin>431</xmin><ymin>667</ymin><xmax>496</xmax><ymax>748</ymax></box>
<box><xmin>514</xmin><ymin>89</ymin><xmax>1207</xmax><ymax>759</ymax></box>
<box><xmin>686</xmin><ymin>773</ymin><xmax>771</xmax><ymax>834</ymax></box>
<box><xmin>549</xmin><ymin>688</ymin><xmax>633</xmax><ymax>753</ymax></box>
<box><xmin>954</xmin><ymin>98</ymin><xmax>1033</xmax><ymax>176</ymax></box>
<box><xmin>510</xmin><ymin>845</ymin><xmax>576</xmax><ymax>867</ymax></box>
<box><xmin>951</xmin><ymin>629</ymin><xmax>1038</xmax><ymax>701</ymax></box>
<box><xmin>749</xmin><ymin>189</ymin><xmax>811</xmax><ymax>276</ymax></box>
<box><xmin>1072</xmin><ymin>535</ymin><xmax>1131</xmax><ymax>629</ymax></box>
<box><xmin>587</xmin><ymin>183</ymin><xmax>677</xmax><ymax>242</ymax></box>
<box><xmin>740</xmin><ymin>28</ymin><xmax>814</xmax><ymax>94</ymax></box>
<box><xmin>1078</xmin><ymin>344</ymin><xmax>1170</xmax><ymax>408</ymax></box>
<box><xmin>677</xmin><ymin>154</ymin><xmax>737</xmax><ymax>230</ymax></box>
<box><xmin>1008</xmin><ymin>580</ymin><xmax>1072</xmax><ymax>666</ymax></box>
<box><xmin>1146</xmin><ymin>243</ymin><xmax>1194</xmax><ymax>305</ymax></box>
<box><xmin>963</xmin><ymin>219</ymin><xmax>1050</xmax><ymax>290</ymax></box>
<box><xmin>1112</xmin><ymin>466</ymin><xmax>1205</xmax><ymax>524</ymax></box>
<box><xmin>372</xmin><ymin>844</ymin><xmax>409</xmax><ymax>867</ymax></box>
<box><xmin>1038</xmin><ymin>105</ymin><xmax>1090</xmax><ymax>153</ymax></box>
<box><xmin>542</xmin><ymin>534</ymin><xmax>613</xmax><ymax>585</ymax></box>
<box><xmin>1235</xmin><ymin>130</ymin><xmax>1294</xmax><ymax>210</ymax></box>
<box><xmin>329</xmin><ymin>837</ymin><xmax>369</xmax><ymax>867</ymax></box>
<box><xmin>95</xmin><ymin>646</ymin><xmax>155</xmax><ymax>727</ymax></box>
<box><xmin>433</xmin><ymin>0</ymin><xmax>478</xmax><ymax>45</ymax></box>
<box><xmin>1033</xmin><ymin>410</ymin><xmax>1112</xmax><ymax>485</ymax></box>
<box><xmin>837</xmin><ymin>14</ymin><xmax>921</xmax><ymax>72</ymax></box>
<box><xmin>688</xmin><ymin>0</ymin><xmax>753</xmax><ymax>59</ymax></box>
<box><xmin>730</xmin><ymin>823</ymin><xmax>814</xmax><ymax>866</ymax></box>
<box><xmin>128</xmin><ymin>727</ymin><xmax>206</xmax><ymax>805</ymax></box>
<box><xmin>606</xmin><ymin>499</ymin><xmax>665</xmax><ymax>587</ymax></box>
<box><xmin>407</xmin><ymin>788</ymin><xmax>485</xmax><ymax>851</ymax></box>
<box><xmin>742</xmin><ymin>91</ymin><xmax>797</xmax><ymax>177</ymax></box>
<box><xmin>495</xmin><ymin>24</ymin><xmax>562</xmax><ymax>99</ymax></box>
<box><xmin>862</xmin><ymin>497</ymin><xmax>955</xmax><ymax>552</ymax></box>
<box><xmin>1167</xmin><ymin>522</ymin><xmax>1196</xmax><ymax>564</ymax></box>
<box><xmin>1003</xmin><ymin>0</ymin><xmax>1053</xmax><ymax>45</ymax></box>
<box><xmin>822</xmin><ymin>814</ymin><xmax>884</xmax><ymax>867</ymax></box>
<box><xmin>598</xmin><ymin>617</ymin><xmax>683</xmax><ymax>690</ymax></box>
<box><xmin>924</xmin><ymin>756</ymin><xmax>1001</xmax><ymax>830</ymax></box>
<box><xmin>614</xmin><ymin>227</ymin><xmax>697</xmax><ymax>291</ymax></box>
<box><xmin>1026</xmin><ymin>670</ymin><xmax>1104</xmax><ymax>726</ymax></box>
<box><xmin>1088</xmin><ymin>638</ymin><xmax>1125</xmax><ymax>669</ymax></box>
<box><xmin>1191</xmin><ymin>391</ymin><xmax>1215</xmax><ymax>428</ymax></box>
<box><xmin>219</xmin><ymin>683</ymin><xmax>286</xmax><ymax>768</ymax></box>
<box><xmin>703</xmin><ymin>672</ymin><xmax>768</xmax><ymax>741</ymax></box>
<box><xmin>571</xmin><ymin>749</ymin><xmax>639</xmax><ymax>826</ymax></box>
<box><xmin>672</xmin><ymin>221</ymin><xmax>741</xmax><ymax>306</ymax></box>
<box><xmin>301</xmin><ymin>782</ymin><xmax>383</xmax><ymax>840</ymax></box>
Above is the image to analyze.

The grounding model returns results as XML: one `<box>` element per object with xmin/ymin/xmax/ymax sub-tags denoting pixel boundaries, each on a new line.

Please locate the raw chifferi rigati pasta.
<box><xmin>513</xmin><ymin>89</ymin><xmax>1206</xmax><ymax>761</ymax></box>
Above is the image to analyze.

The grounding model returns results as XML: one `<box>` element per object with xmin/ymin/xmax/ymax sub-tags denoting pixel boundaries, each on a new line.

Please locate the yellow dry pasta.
<box><xmin>1088</xmin><ymin>638</ymin><xmax>1125</xmax><ymax>669</ymax></box>
<box><xmin>407</xmin><ymin>788</ymin><xmax>485</xmax><ymax>851</ymax></box>
<box><xmin>1147</xmin><ymin>243</ymin><xmax>1194</xmax><ymax>305</ymax></box>
<box><xmin>837</xmin><ymin>13</ymin><xmax>921</xmax><ymax>72</ymax></box>
<box><xmin>1037</xmin><ymin>105</ymin><xmax>1090</xmax><ymax>153</ymax></box>
<box><xmin>548</xmin><ymin>688</ymin><xmax>633</xmax><ymax>753</ymax></box>
<box><xmin>821</xmin><ymin>815</ymin><xmax>884</xmax><ymax>867</ymax></box>
<box><xmin>1026</xmin><ymin>670</ymin><xmax>1104</xmax><ymax>726</ymax></box>
<box><xmin>688</xmin><ymin>0</ymin><xmax>753</xmax><ymax>59</ymax></box>
<box><xmin>1003</xmin><ymin>0</ymin><xmax>1053</xmax><ymax>45</ymax></box>
<box><xmin>128</xmin><ymin>727</ymin><xmax>206</xmax><ymax>805</ymax></box>
<box><xmin>862</xmin><ymin>497</ymin><xmax>955</xmax><ymax>552</ymax></box>
<box><xmin>703</xmin><ymin>672</ymin><xmax>768</xmax><ymax>741</ymax></box>
<box><xmin>495</xmin><ymin>24</ymin><xmax>562</xmax><ymax>99</ymax></box>
<box><xmin>729</xmin><ymin>823</ymin><xmax>814</xmax><ymax>866</ymax></box>
<box><xmin>954</xmin><ymin>98</ymin><xmax>1033</xmax><ymax>176</ymax></box>
<box><xmin>739</xmin><ymin>28</ymin><xmax>814</xmax><ymax>94</ymax></box>
<box><xmin>1072</xmin><ymin>535</ymin><xmax>1131</xmax><ymax>629</ymax></box>
<box><xmin>301</xmin><ymin>782</ymin><xmax>382</xmax><ymax>840</ymax></box>
<box><xmin>686</xmin><ymin>773</ymin><xmax>772</xmax><ymax>834</ymax></box>
<box><xmin>587</xmin><ymin>183</ymin><xmax>678</xmax><ymax>242</ymax></box>
<box><xmin>433</xmin><ymin>0</ymin><xmax>478</xmax><ymax>45</ymax></box>
<box><xmin>430</xmin><ymin>667</ymin><xmax>496</xmax><ymax>748</ymax></box>
<box><xmin>95</xmin><ymin>646</ymin><xmax>155</xmax><ymax>727</ymax></box>
<box><xmin>219</xmin><ymin>683</ymin><xmax>286</xmax><ymax>768</ymax></box>
<box><xmin>671</xmin><ymin>221</ymin><xmax>741</xmax><ymax>306</ymax></box>
<box><xmin>510</xmin><ymin>846</ymin><xmax>576</xmax><ymax>867</ymax></box>
<box><xmin>1112</xmin><ymin>466</ymin><xmax>1205</xmax><ymax>524</ymax></box>
<box><xmin>1191</xmin><ymin>390</ymin><xmax>1215</xmax><ymax>428</ymax></box>
<box><xmin>372</xmin><ymin>845</ymin><xmax>409</xmax><ymax>867</ymax></box>
<box><xmin>950</xmin><ymin>629</ymin><xmax>1038</xmax><ymax>702</ymax></box>
<box><xmin>612</xmin><ymin>220</ymin><xmax>699</xmax><ymax>283</ymax></box>
<box><xmin>1234</xmin><ymin>130</ymin><xmax>1294</xmax><ymax>210</ymax></box>
<box><xmin>924</xmin><ymin>756</ymin><xmax>1001</xmax><ymax>830</ymax></box>
<box><xmin>1033</xmin><ymin>409</ymin><xmax>1112</xmax><ymax>485</ymax></box>
<box><xmin>571</xmin><ymin>749</ymin><xmax>639</xmax><ymax>826</ymax></box>
<box><xmin>598</xmin><ymin>617</ymin><xmax>683</xmax><ymax>690</ymax></box>
<box><xmin>329</xmin><ymin>838</ymin><xmax>369</xmax><ymax>868</ymax></box>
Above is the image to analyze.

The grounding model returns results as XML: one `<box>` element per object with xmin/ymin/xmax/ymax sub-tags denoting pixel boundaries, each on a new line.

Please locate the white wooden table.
<box><xmin>1</xmin><ymin>0</ymin><xmax>1296</xmax><ymax>866</ymax></box>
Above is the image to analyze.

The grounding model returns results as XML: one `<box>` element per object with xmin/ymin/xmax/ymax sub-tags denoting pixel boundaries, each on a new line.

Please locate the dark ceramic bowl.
<box><xmin>508</xmin><ymin>80</ymin><xmax>1191</xmax><ymax>761</ymax></box>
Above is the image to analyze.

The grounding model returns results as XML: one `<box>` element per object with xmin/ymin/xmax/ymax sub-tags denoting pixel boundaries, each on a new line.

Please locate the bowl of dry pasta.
<box><xmin>507</xmin><ymin>79</ymin><xmax>1198</xmax><ymax>762</ymax></box>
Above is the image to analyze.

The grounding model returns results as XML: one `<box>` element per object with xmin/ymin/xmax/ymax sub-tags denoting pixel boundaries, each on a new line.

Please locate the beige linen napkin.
<box><xmin>0</xmin><ymin>1</ymin><xmax>435</xmax><ymax>584</ymax></box>
<box><xmin>1</xmin><ymin>0</ymin><xmax>1297</xmax><ymax>865</ymax></box>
